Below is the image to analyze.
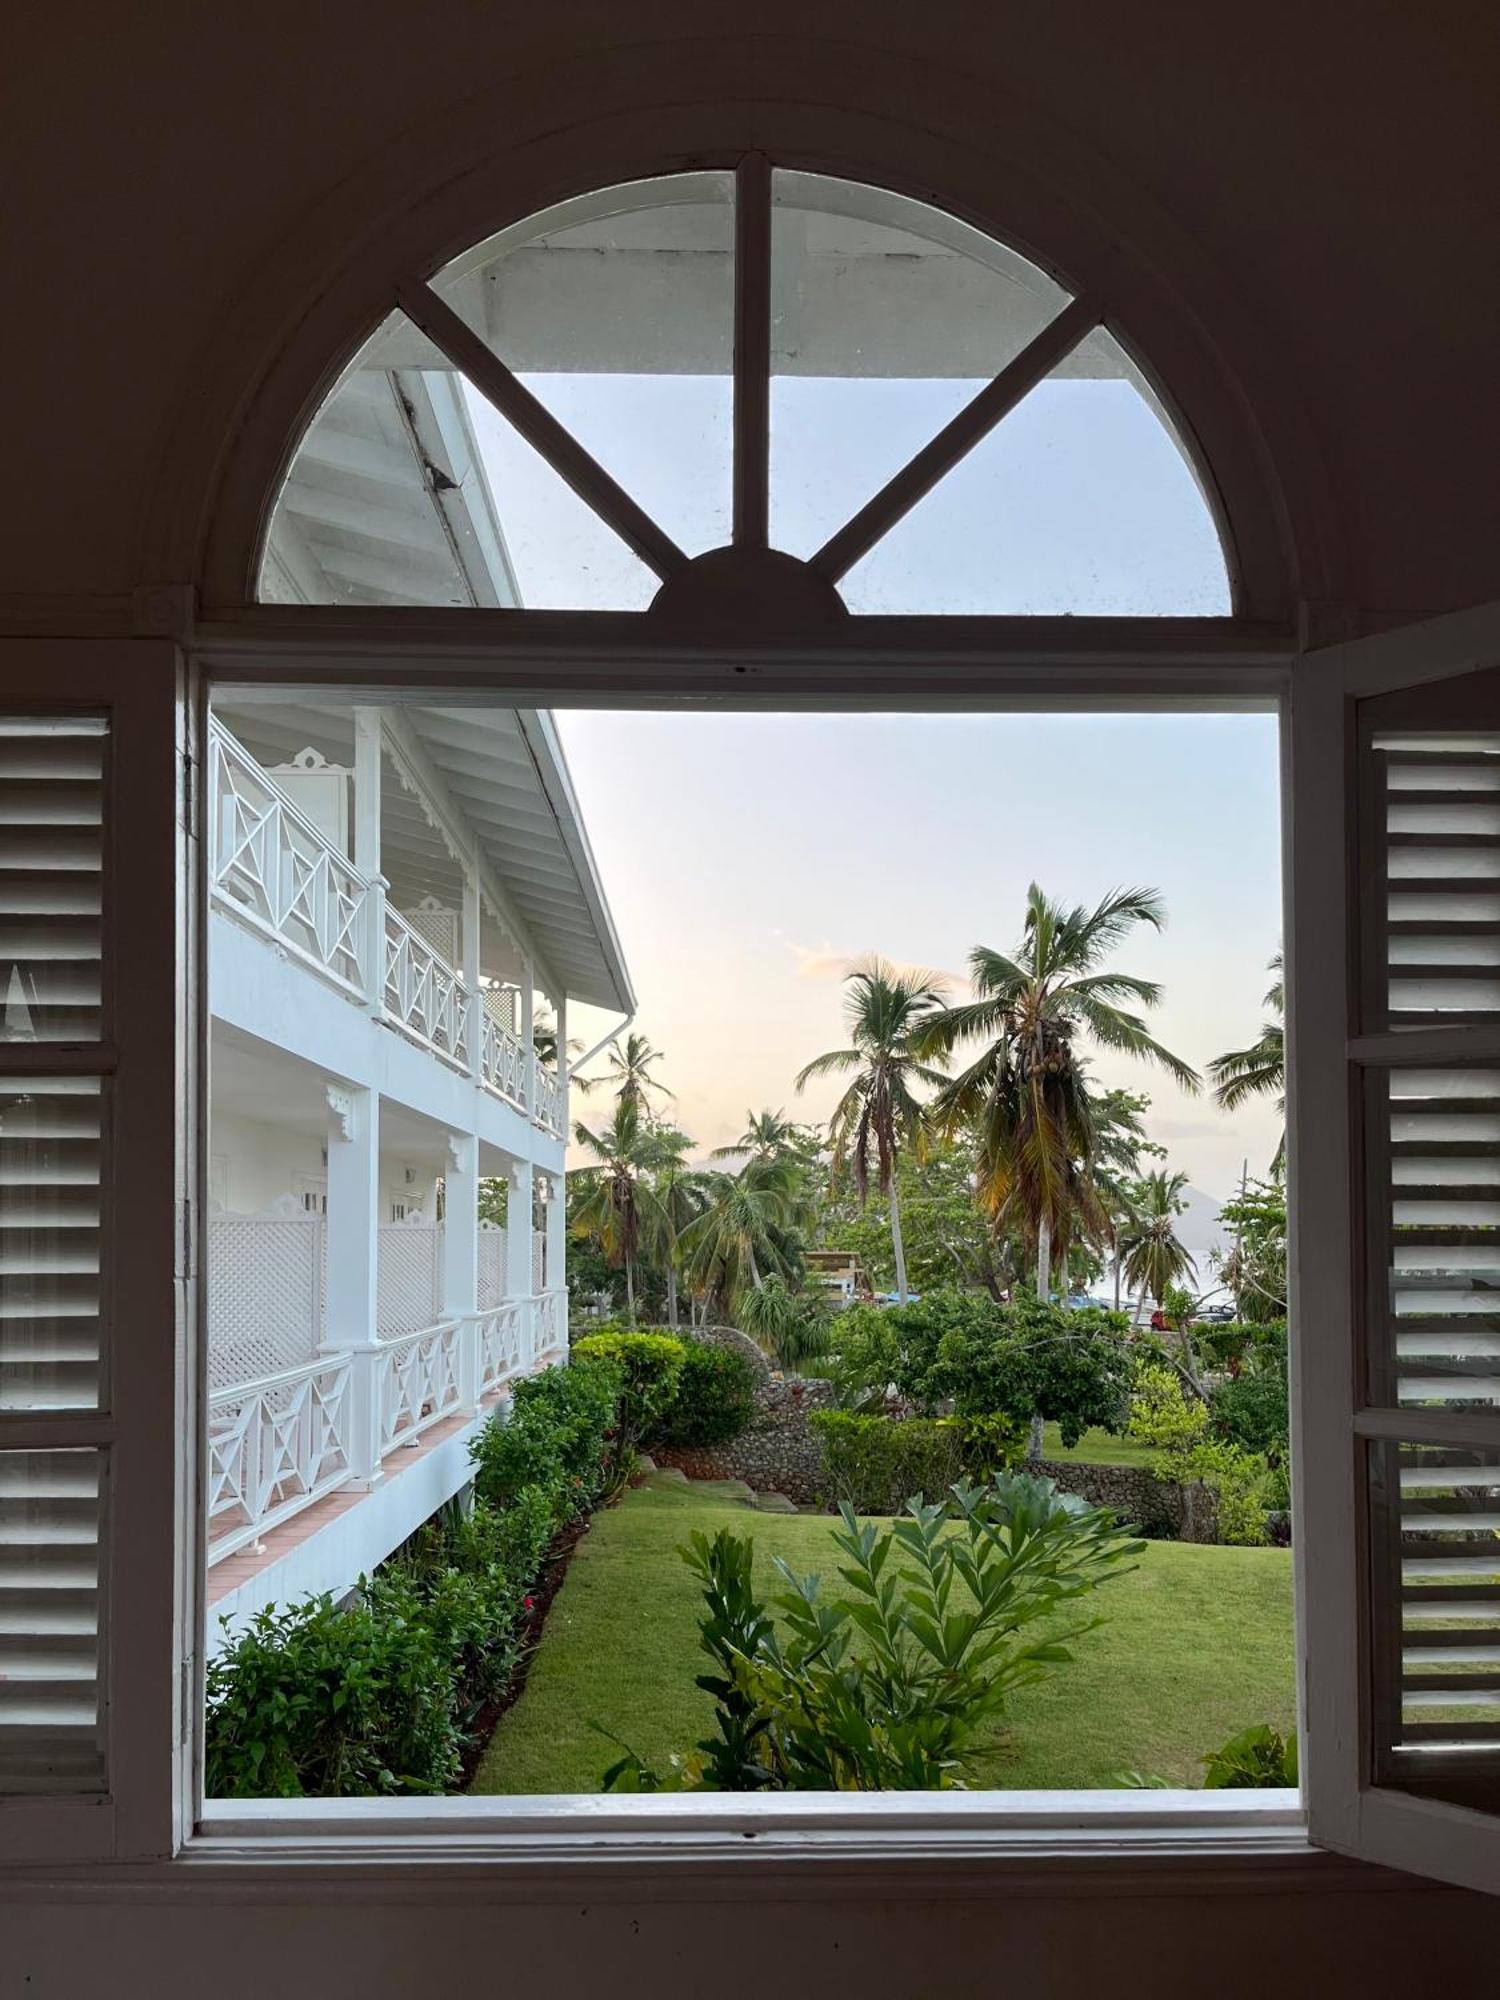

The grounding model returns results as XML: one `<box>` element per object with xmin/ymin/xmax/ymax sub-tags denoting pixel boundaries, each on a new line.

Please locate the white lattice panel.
<box><xmin>479</xmin><ymin>1225</ymin><xmax>506</xmax><ymax>1309</ymax></box>
<box><xmin>208</xmin><ymin>1215</ymin><xmax>324</xmax><ymax>1389</ymax></box>
<box><xmin>377</xmin><ymin>1222</ymin><xmax>442</xmax><ymax>1335</ymax></box>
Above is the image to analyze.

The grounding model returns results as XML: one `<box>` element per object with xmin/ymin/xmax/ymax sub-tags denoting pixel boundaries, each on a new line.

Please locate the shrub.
<box><xmin>204</xmin><ymin>1592</ymin><xmax>461</xmax><ymax>1798</ymax></box>
<box><xmin>470</xmin><ymin>1352</ymin><xmax>622</xmax><ymax>1515</ymax></box>
<box><xmin>653</xmin><ymin>1340</ymin><xmax>757</xmax><ymax>1448</ymax></box>
<box><xmin>1128</xmin><ymin>1364</ymin><xmax>1273</xmax><ymax>1546</ymax></box>
<box><xmin>571</xmin><ymin>1331</ymin><xmax>685</xmax><ymax>1460</ymax></box>
<box><xmin>1212</xmin><ymin>1368</ymin><xmax>1289</xmax><ymax>1462</ymax></box>
<box><xmin>810</xmin><ymin>1410</ymin><xmax>968</xmax><ymax>1514</ymax></box>
<box><xmin>602</xmin><ymin>1473</ymin><xmax>1144</xmax><ymax>1792</ymax></box>
<box><xmin>1202</xmin><ymin>1722</ymin><xmax>1298</xmax><ymax>1788</ymax></box>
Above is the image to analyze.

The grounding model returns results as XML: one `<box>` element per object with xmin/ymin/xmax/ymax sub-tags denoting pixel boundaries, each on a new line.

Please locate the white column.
<box><xmin>520</xmin><ymin>961</ymin><xmax>535</xmax><ymax>1116</ymax></box>
<box><xmin>506</xmin><ymin>1156</ymin><xmax>535</xmax><ymax>1365</ymax></box>
<box><xmin>353</xmin><ymin>707</ymin><xmax>387</xmax><ymax>1015</ymax></box>
<box><xmin>444</xmin><ymin>1132</ymin><xmax>480</xmax><ymax>1411</ymax></box>
<box><xmin>323</xmin><ymin>1083</ymin><xmax>382</xmax><ymax>1483</ymax></box>
<box><xmin>544</xmin><ymin>1170</ymin><xmax>566</xmax><ymax>1301</ymax></box>
<box><xmin>462</xmin><ymin>870</ymin><xmax>481</xmax><ymax>1083</ymax></box>
<box><xmin>555</xmin><ymin>993</ymin><xmax>569</xmax><ymax>1138</ymax></box>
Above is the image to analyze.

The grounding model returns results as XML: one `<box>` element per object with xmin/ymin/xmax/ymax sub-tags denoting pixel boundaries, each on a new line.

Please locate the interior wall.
<box><xmin>3</xmin><ymin>3</ymin><xmax>1498</xmax><ymax>1987</ymax></box>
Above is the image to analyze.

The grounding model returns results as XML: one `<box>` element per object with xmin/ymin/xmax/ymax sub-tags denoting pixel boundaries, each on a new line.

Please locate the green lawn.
<box><xmin>471</xmin><ymin>1476</ymin><xmax>1294</xmax><ymax>1795</ymax></box>
<box><xmin>1040</xmin><ymin>1422</ymin><xmax>1157</xmax><ymax>1468</ymax></box>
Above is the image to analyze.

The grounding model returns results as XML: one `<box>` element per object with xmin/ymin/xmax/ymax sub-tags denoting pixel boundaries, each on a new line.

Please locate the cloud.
<box><xmin>789</xmin><ymin>942</ymin><xmax>856</xmax><ymax>982</ymax></box>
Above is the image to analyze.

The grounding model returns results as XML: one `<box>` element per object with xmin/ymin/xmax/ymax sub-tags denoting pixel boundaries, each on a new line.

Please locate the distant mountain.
<box><xmin>1176</xmin><ymin>1184</ymin><xmax>1231</xmax><ymax>1302</ymax></box>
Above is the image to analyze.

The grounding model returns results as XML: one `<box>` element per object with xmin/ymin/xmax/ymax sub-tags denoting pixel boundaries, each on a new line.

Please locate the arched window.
<box><xmin>259</xmin><ymin>164</ymin><xmax>1231</xmax><ymax>624</ymax></box>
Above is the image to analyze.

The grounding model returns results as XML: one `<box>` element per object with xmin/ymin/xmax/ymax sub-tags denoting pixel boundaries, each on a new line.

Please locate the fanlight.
<box><xmin>259</xmin><ymin>165</ymin><xmax>1231</xmax><ymax>624</ymax></box>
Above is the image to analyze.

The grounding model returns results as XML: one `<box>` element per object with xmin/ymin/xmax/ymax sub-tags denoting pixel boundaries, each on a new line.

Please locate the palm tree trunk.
<box><xmin>1036</xmin><ymin>1213</ymin><xmax>1052</xmax><ymax>1299</ymax></box>
<box><xmin>747</xmin><ymin>1242</ymin><xmax>763</xmax><ymax>1290</ymax></box>
<box><xmin>1113</xmin><ymin>1246</ymin><xmax>1123</xmax><ymax>1312</ymax></box>
<box><xmin>625</xmin><ymin>1257</ymin><xmax>636</xmax><ymax>1325</ymax></box>
<box><xmin>889</xmin><ymin>1175</ymin><xmax>910</xmax><ymax>1304</ymax></box>
<box><xmin>666</xmin><ymin>1264</ymin><xmax>679</xmax><ymax>1329</ymax></box>
<box><xmin>1027</xmin><ymin>1411</ymin><xmax>1045</xmax><ymax>1464</ymax></box>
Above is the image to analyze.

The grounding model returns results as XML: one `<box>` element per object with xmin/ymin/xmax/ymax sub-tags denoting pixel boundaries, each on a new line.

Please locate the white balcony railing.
<box><xmin>211</xmin><ymin>720</ymin><xmax>569</xmax><ymax>1139</ymax></box>
<box><xmin>209</xmin><ymin>718</ymin><xmax>370</xmax><ymax>998</ymax></box>
<box><xmin>383</xmin><ymin>906</ymin><xmax>471</xmax><ymax>1071</ymax></box>
<box><xmin>207</xmin><ymin>1354</ymin><xmax>355</xmax><ymax>1563</ymax></box>
<box><xmin>532</xmin><ymin>1061</ymin><xmax>564</xmax><ymax>1137</ymax></box>
<box><xmin>205</xmin><ymin>1292</ymin><xmax>570</xmax><ymax>1566</ymax></box>
<box><xmin>481</xmin><ymin>1008</ymin><xmax>528</xmax><ymax>1110</ymax></box>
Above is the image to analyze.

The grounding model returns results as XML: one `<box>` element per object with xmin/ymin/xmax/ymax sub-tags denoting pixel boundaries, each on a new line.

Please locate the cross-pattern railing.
<box><xmin>206</xmin><ymin>1297</ymin><xmax>564</xmax><ymax>1566</ymax></box>
<box><xmin>476</xmin><ymin>1301</ymin><xmax>526</xmax><ymax>1395</ymax></box>
<box><xmin>383</xmin><ymin>907</ymin><xmax>472</xmax><ymax>1070</ymax></box>
<box><xmin>378</xmin><ymin>1318</ymin><xmax>465</xmax><ymax>1453</ymax></box>
<box><xmin>481</xmin><ymin>1008</ymin><xmax>528</xmax><ymax>1110</ymax></box>
<box><xmin>207</xmin><ymin>1354</ymin><xmax>355</xmax><ymax>1563</ymax></box>
<box><xmin>532</xmin><ymin>1061</ymin><xmax>563</xmax><ymax>1136</ymax></box>
<box><xmin>209</xmin><ymin>718</ymin><xmax>369</xmax><ymax>997</ymax></box>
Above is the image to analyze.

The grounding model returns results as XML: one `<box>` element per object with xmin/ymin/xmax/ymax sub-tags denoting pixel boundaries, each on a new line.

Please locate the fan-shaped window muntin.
<box><xmin>259</xmin><ymin>160</ymin><xmax>1232</xmax><ymax>621</ymax></box>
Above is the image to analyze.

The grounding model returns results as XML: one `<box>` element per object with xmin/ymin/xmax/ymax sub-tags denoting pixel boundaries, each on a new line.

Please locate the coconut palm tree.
<box><xmin>678</xmin><ymin>1154</ymin><xmax>809</xmax><ymax>1313</ymax></box>
<box><xmin>568</xmin><ymin>1098</ymin><xmax>671</xmax><ymax>1324</ymax></box>
<box><xmin>1087</xmin><ymin>1084</ymin><xmax>1162</xmax><ymax>1309</ymax></box>
<box><xmin>1209</xmin><ymin>952</ymin><xmax>1285</xmax><ymax>1163</ymax></box>
<box><xmin>920</xmin><ymin>884</ymin><xmax>1199</xmax><ymax>1299</ymax></box>
<box><xmin>593</xmin><ymin>1031</ymin><xmax>672</xmax><ymax>1112</ymax></box>
<box><xmin>1119</xmin><ymin>1167</ymin><xmax>1203</xmax><ymax>1390</ymax></box>
<box><xmin>710</xmin><ymin>1108</ymin><xmax>803</xmax><ymax>1163</ymax></box>
<box><xmin>794</xmin><ymin>957</ymin><xmax>949</xmax><ymax>1304</ymax></box>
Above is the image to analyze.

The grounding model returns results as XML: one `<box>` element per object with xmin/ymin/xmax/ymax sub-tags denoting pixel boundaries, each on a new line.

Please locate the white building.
<box><xmin>204</xmin><ymin>369</ymin><xmax>633</xmax><ymax>1645</ymax></box>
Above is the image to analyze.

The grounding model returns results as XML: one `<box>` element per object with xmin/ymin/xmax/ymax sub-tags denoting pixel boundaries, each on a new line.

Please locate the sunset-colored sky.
<box><xmin>559</xmin><ymin>708</ymin><xmax>1283</xmax><ymax>1206</ymax></box>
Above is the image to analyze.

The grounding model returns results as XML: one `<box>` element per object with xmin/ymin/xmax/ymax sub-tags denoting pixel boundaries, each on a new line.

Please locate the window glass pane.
<box><xmin>0</xmin><ymin>1447</ymin><xmax>104</xmax><ymax>1794</ymax></box>
<box><xmin>0</xmin><ymin>1079</ymin><xmax>102</xmax><ymax>1413</ymax></box>
<box><xmin>259</xmin><ymin>308</ymin><xmax>659</xmax><ymax>611</ymax></box>
<box><xmin>770</xmin><ymin>170</ymin><xmax>1070</xmax><ymax>560</ymax></box>
<box><xmin>1370</xmin><ymin>1439</ymin><xmax>1500</xmax><ymax>1801</ymax></box>
<box><xmin>1378</xmin><ymin>1069</ymin><xmax>1500</xmax><ymax>1411</ymax></box>
<box><xmin>431</xmin><ymin>174</ymin><xmax>735</xmax><ymax>559</ymax></box>
<box><xmin>0</xmin><ymin>719</ymin><xmax>105</xmax><ymax>1043</ymax></box>
<box><xmin>838</xmin><ymin>327</ymin><xmax>1231</xmax><ymax>614</ymax></box>
<box><xmin>1375</xmin><ymin>730</ymin><xmax>1500</xmax><ymax>1030</ymax></box>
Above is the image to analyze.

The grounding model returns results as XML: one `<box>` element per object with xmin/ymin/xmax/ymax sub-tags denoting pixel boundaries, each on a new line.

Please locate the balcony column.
<box><xmin>520</xmin><ymin>959</ymin><xmax>535</xmax><ymax>1117</ymax></box>
<box><xmin>462</xmin><ymin>869</ymin><xmax>482</xmax><ymax>1083</ymax></box>
<box><xmin>544</xmin><ymin>1166</ymin><xmax>567</xmax><ymax>1303</ymax></box>
<box><xmin>323</xmin><ymin>1083</ymin><xmax>382</xmax><ymax>1484</ymax></box>
<box><xmin>444</xmin><ymin>1132</ymin><xmax>480</xmax><ymax>1411</ymax></box>
<box><xmin>506</xmin><ymin>1156</ymin><xmax>535</xmax><ymax>1365</ymax></box>
<box><xmin>353</xmin><ymin>707</ymin><xmax>387</xmax><ymax>1015</ymax></box>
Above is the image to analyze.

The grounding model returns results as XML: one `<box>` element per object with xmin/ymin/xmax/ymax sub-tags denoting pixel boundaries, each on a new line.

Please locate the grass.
<box><xmin>1039</xmin><ymin>1422</ymin><xmax>1157</xmax><ymax>1469</ymax></box>
<box><xmin>471</xmin><ymin>1475</ymin><xmax>1294</xmax><ymax>1795</ymax></box>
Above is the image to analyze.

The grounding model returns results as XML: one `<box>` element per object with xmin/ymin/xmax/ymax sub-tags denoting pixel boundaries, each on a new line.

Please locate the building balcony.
<box><xmin>208</xmin><ymin>713</ymin><xmax>566</xmax><ymax>1137</ymax></box>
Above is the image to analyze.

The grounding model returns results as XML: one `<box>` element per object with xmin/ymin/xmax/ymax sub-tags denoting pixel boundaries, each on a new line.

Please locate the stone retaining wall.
<box><xmin>656</xmin><ymin>1362</ymin><xmax>1204</xmax><ymax>1534</ymax></box>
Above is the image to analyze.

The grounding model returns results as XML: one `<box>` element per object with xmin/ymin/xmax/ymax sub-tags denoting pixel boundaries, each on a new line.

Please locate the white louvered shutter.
<box><xmin>1293</xmin><ymin>603</ymin><xmax>1500</xmax><ymax>1894</ymax></box>
<box><xmin>0</xmin><ymin>721</ymin><xmax>109</xmax><ymax>1807</ymax></box>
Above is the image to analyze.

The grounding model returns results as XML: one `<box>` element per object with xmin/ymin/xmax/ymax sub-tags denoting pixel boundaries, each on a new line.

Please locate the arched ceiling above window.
<box><xmin>257</xmin><ymin>162</ymin><xmax>1232</xmax><ymax>627</ymax></box>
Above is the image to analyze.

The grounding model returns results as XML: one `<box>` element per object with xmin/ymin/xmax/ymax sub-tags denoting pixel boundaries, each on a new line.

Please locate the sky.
<box><xmin>463</xmin><ymin>369</ymin><xmax>1279</xmax><ymax>1229</ymax></box>
<box><xmin>556</xmin><ymin>708</ymin><xmax>1283</xmax><ymax>1213</ymax></box>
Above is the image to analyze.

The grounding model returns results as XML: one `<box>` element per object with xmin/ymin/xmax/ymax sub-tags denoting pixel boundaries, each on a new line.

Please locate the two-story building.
<box><xmin>203</xmin><ymin>366</ymin><xmax>632</xmax><ymax>1645</ymax></box>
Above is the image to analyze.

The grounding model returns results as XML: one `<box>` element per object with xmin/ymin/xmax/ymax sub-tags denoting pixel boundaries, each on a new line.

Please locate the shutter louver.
<box><xmin>0</xmin><ymin>721</ymin><xmax>104</xmax><ymax>1046</ymax></box>
<box><xmin>0</xmin><ymin>1448</ymin><xmax>104</xmax><ymax>1793</ymax></box>
<box><xmin>0</xmin><ymin>1079</ymin><xmax>102</xmax><ymax>1411</ymax></box>
<box><xmin>1380</xmin><ymin>733</ymin><xmax>1500</xmax><ymax>1030</ymax></box>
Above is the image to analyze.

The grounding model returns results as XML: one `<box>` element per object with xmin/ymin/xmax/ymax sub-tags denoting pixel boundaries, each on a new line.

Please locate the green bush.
<box><xmin>652</xmin><ymin>1340</ymin><xmax>758</xmax><ymax>1448</ymax></box>
<box><xmin>1128</xmin><ymin>1364</ymin><xmax>1274</xmax><ymax>1546</ymax></box>
<box><xmin>571</xmin><ymin>1331</ymin><xmax>685</xmax><ymax>1460</ymax></box>
<box><xmin>204</xmin><ymin>1591</ymin><xmax>462</xmax><ymax>1798</ymax></box>
<box><xmin>470</xmin><ymin>1352</ymin><xmax>623</xmax><ymax>1515</ymax></box>
<box><xmin>1211</xmin><ymin>1368</ymin><xmax>1289</xmax><ymax>1462</ymax></box>
<box><xmin>1202</xmin><ymin>1722</ymin><xmax>1298</xmax><ymax>1788</ymax></box>
<box><xmin>811</xmin><ymin>1410</ymin><xmax>968</xmax><ymax>1514</ymax></box>
<box><xmin>602</xmin><ymin>1473</ymin><xmax>1143</xmax><ymax>1792</ymax></box>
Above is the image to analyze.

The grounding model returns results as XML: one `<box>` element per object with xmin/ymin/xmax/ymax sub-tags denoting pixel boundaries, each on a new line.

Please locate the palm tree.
<box><xmin>1087</xmin><ymin>1084</ymin><xmax>1162</xmax><ymax>1310</ymax></box>
<box><xmin>794</xmin><ymin>957</ymin><xmax>949</xmax><ymax>1304</ymax></box>
<box><xmin>711</xmin><ymin>1108</ymin><xmax>803</xmax><ymax>1163</ymax></box>
<box><xmin>1119</xmin><ymin>1168</ymin><xmax>1203</xmax><ymax>1392</ymax></box>
<box><xmin>569</xmin><ymin>1098</ymin><xmax>671</xmax><ymax>1323</ymax></box>
<box><xmin>584</xmin><ymin>1031</ymin><xmax>672</xmax><ymax>1112</ymax></box>
<box><xmin>920</xmin><ymin>884</ymin><xmax>1199</xmax><ymax>1299</ymax></box>
<box><xmin>649</xmin><ymin>1133</ymin><xmax>708</xmax><ymax>1331</ymax></box>
<box><xmin>1209</xmin><ymin>952</ymin><xmax>1285</xmax><ymax>1163</ymax></box>
<box><xmin>679</xmin><ymin>1156</ymin><xmax>809</xmax><ymax>1317</ymax></box>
